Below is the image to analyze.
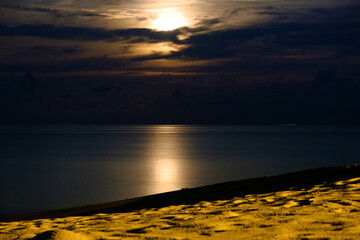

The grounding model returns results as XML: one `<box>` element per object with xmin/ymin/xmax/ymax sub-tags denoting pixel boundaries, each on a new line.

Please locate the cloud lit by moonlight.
<box><xmin>151</xmin><ymin>8</ymin><xmax>188</xmax><ymax>31</ymax></box>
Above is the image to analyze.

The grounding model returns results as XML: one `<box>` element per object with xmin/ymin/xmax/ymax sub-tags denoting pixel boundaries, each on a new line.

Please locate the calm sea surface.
<box><xmin>0</xmin><ymin>125</ymin><xmax>359</xmax><ymax>215</ymax></box>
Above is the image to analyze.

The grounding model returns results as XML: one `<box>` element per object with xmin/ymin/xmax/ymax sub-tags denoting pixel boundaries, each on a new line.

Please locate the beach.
<box><xmin>0</xmin><ymin>164</ymin><xmax>359</xmax><ymax>239</ymax></box>
<box><xmin>1</xmin><ymin>0</ymin><xmax>360</xmax><ymax>238</ymax></box>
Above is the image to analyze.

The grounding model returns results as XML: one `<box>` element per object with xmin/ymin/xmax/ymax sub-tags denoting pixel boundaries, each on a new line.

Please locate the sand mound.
<box><xmin>31</xmin><ymin>230</ymin><xmax>91</xmax><ymax>240</ymax></box>
<box><xmin>1</xmin><ymin>176</ymin><xmax>359</xmax><ymax>239</ymax></box>
<box><xmin>1</xmin><ymin>164</ymin><xmax>359</xmax><ymax>239</ymax></box>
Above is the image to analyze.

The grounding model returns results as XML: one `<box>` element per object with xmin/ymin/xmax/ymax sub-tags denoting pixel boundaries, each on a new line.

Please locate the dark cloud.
<box><xmin>56</xmin><ymin>56</ymin><xmax>130</xmax><ymax>72</ymax></box>
<box><xmin>177</xmin><ymin>21</ymin><xmax>360</xmax><ymax>60</ymax></box>
<box><xmin>1</xmin><ymin>68</ymin><xmax>359</xmax><ymax>124</ymax></box>
<box><xmin>92</xmin><ymin>83</ymin><xmax>114</xmax><ymax>94</ymax></box>
<box><xmin>0</xmin><ymin>56</ymin><xmax>126</xmax><ymax>73</ymax></box>
<box><xmin>0</xmin><ymin>24</ymin><xmax>182</xmax><ymax>43</ymax></box>
<box><xmin>137</xmin><ymin>17</ymin><xmax>148</xmax><ymax>21</ymax></box>
<box><xmin>0</xmin><ymin>71</ymin><xmax>37</xmax><ymax>98</ymax></box>
<box><xmin>189</xmin><ymin>18</ymin><xmax>221</xmax><ymax>32</ymax></box>
<box><xmin>0</xmin><ymin>4</ymin><xmax>106</xmax><ymax>18</ymax></box>
<box><xmin>29</xmin><ymin>45</ymin><xmax>81</xmax><ymax>55</ymax></box>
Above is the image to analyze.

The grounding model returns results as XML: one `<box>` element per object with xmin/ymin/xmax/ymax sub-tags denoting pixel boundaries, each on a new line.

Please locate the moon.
<box><xmin>151</xmin><ymin>9</ymin><xmax>188</xmax><ymax>31</ymax></box>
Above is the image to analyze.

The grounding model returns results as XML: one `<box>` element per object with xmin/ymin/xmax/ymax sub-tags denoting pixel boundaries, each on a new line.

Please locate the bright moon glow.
<box><xmin>151</xmin><ymin>9</ymin><xmax>188</xmax><ymax>31</ymax></box>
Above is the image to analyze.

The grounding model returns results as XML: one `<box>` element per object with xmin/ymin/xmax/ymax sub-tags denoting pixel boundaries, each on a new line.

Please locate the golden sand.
<box><xmin>1</xmin><ymin>176</ymin><xmax>360</xmax><ymax>239</ymax></box>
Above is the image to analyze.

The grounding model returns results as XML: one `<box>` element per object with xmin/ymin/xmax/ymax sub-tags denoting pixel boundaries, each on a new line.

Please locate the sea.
<box><xmin>0</xmin><ymin>125</ymin><xmax>359</xmax><ymax>216</ymax></box>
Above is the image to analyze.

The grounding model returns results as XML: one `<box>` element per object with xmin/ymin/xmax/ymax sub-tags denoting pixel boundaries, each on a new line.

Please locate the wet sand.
<box><xmin>0</xmin><ymin>164</ymin><xmax>359</xmax><ymax>239</ymax></box>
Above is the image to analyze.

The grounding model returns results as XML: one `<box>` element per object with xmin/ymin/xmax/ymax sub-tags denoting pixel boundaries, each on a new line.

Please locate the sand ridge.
<box><xmin>1</xmin><ymin>177</ymin><xmax>360</xmax><ymax>239</ymax></box>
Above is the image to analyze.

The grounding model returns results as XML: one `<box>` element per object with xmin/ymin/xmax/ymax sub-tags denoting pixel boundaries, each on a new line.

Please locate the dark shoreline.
<box><xmin>1</xmin><ymin>163</ymin><xmax>359</xmax><ymax>223</ymax></box>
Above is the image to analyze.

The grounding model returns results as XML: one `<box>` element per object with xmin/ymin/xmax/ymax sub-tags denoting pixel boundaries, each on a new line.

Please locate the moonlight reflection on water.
<box><xmin>146</xmin><ymin>125</ymin><xmax>189</xmax><ymax>194</ymax></box>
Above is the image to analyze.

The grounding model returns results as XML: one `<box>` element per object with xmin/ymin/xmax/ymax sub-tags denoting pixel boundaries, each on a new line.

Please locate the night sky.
<box><xmin>0</xmin><ymin>0</ymin><xmax>359</xmax><ymax>124</ymax></box>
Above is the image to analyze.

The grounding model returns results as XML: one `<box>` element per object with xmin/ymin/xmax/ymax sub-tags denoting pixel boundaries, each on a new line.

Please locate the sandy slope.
<box><xmin>1</xmin><ymin>176</ymin><xmax>360</xmax><ymax>239</ymax></box>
